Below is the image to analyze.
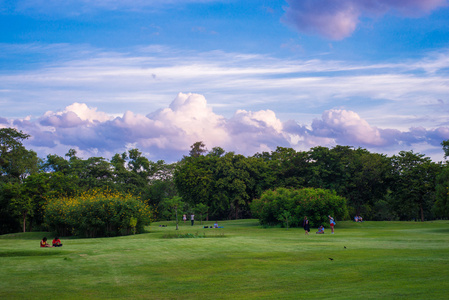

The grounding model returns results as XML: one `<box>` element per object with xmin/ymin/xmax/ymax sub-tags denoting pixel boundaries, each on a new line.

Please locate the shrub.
<box><xmin>162</xmin><ymin>232</ymin><xmax>206</xmax><ymax>239</ymax></box>
<box><xmin>251</xmin><ymin>187</ymin><xmax>349</xmax><ymax>228</ymax></box>
<box><xmin>44</xmin><ymin>189</ymin><xmax>152</xmax><ymax>237</ymax></box>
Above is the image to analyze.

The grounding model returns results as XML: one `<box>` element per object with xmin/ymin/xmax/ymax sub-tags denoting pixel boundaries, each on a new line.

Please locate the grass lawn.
<box><xmin>1</xmin><ymin>220</ymin><xmax>448</xmax><ymax>299</ymax></box>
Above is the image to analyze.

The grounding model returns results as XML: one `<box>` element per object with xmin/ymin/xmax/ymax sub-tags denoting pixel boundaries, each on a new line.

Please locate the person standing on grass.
<box><xmin>191</xmin><ymin>214</ymin><xmax>195</xmax><ymax>226</ymax></box>
<box><xmin>303</xmin><ymin>216</ymin><xmax>310</xmax><ymax>235</ymax></box>
<box><xmin>329</xmin><ymin>215</ymin><xmax>335</xmax><ymax>234</ymax></box>
<box><xmin>183</xmin><ymin>214</ymin><xmax>187</xmax><ymax>224</ymax></box>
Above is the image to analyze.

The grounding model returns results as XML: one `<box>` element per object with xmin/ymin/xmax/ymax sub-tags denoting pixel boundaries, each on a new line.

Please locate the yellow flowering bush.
<box><xmin>44</xmin><ymin>189</ymin><xmax>152</xmax><ymax>237</ymax></box>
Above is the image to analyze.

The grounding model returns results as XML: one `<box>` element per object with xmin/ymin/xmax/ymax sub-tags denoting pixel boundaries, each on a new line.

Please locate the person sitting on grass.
<box><xmin>316</xmin><ymin>225</ymin><xmax>325</xmax><ymax>234</ymax></box>
<box><xmin>52</xmin><ymin>237</ymin><xmax>63</xmax><ymax>247</ymax></box>
<box><xmin>40</xmin><ymin>237</ymin><xmax>53</xmax><ymax>247</ymax></box>
<box><xmin>214</xmin><ymin>222</ymin><xmax>219</xmax><ymax>228</ymax></box>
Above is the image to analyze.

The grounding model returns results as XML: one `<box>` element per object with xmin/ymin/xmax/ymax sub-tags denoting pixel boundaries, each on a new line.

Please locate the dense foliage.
<box><xmin>1</xmin><ymin>127</ymin><xmax>449</xmax><ymax>235</ymax></box>
<box><xmin>174</xmin><ymin>146</ymin><xmax>268</xmax><ymax>220</ymax></box>
<box><xmin>251</xmin><ymin>187</ymin><xmax>349</xmax><ymax>227</ymax></box>
<box><xmin>45</xmin><ymin>189</ymin><xmax>152</xmax><ymax>237</ymax></box>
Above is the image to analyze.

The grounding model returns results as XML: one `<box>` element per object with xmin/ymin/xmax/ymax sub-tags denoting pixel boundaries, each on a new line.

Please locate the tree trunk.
<box><xmin>22</xmin><ymin>212</ymin><xmax>27</xmax><ymax>233</ymax></box>
<box><xmin>420</xmin><ymin>203</ymin><xmax>424</xmax><ymax>222</ymax></box>
<box><xmin>175</xmin><ymin>208</ymin><xmax>179</xmax><ymax>230</ymax></box>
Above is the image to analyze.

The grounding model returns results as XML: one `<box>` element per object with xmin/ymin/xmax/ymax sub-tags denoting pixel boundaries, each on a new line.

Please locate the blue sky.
<box><xmin>1</xmin><ymin>0</ymin><xmax>449</xmax><ymax>162</ymax></box>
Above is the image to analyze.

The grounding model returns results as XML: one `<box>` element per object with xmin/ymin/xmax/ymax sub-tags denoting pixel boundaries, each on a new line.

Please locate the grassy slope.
<box><xmin>1</xmin><ymin>220</ymin><xmax>448</xmax><ymax>299</ymax></box>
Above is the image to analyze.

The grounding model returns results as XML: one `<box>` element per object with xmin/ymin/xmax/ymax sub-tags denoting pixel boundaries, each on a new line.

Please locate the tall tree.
<box><xmin>264</xmin><ymin>147</ymin><xmax>309</xmax><ymax>189</ymax></box>
<box><xmin>441</xmin><ymin>140</ymin><xmax>449</xmax><ymax>159</ymax></box>
<box><xmin>189</xmin><ymin>141</ymin><xmax>207</xmax><ymax>157</ymax></box>
<box><xmin>2</xmin><ymin>182</ymin><xmax>32</xmax><ymax>232</ymax></box>
<box><xmin>391</xmin><ymin>151</ymin><xmax>441</xmax><ymax>221</ymax></box>
<box><xmin>174</xmin><ymin>155</ymin><xmax>214</xmax><ymax>210</ymax></box>
<box><xmin>435</xmin><ymin>141</ymin><xmax>449</xmax><ymax>219</ymax></box>
<box><xmin>338</xmin><ymin>148</ymin><xmax>393</xmax><ymax>217</ymax></box>
<box><xmin>0</xmin><ymin>128</ymin><xmax>39</xmax><ymax>182</ymax></box>
<box><xmin>0</xmin><ymin>128</ymin><xmax>39</xmax><ymax>233</ymax></box>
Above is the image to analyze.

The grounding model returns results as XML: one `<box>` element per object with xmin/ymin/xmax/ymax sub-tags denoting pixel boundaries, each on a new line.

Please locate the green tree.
<box><xmin>390</xmin><ymin>151</ymin><xmax>441</xmax><ymax>221</ymax></box>
<box><xmin>174</xmin><ymin>155</ymin><xmax>214</xmax><ymax>212</ymax></box>
<box><xmin>2</xmin><ymin>182</ymin><xmax>33</xmax><ymax>232</ymax></box>
<box><xmin>214</xmin><ymin>153</ymin><xmax>252</xmax><ymax>219</ymax></box>
<box><xmin>162</xmin><ymin>196</ymin><xmax>184</xmax><ymax>230</ymax></box>
<box><xmin>189</xmin><ymin>141</ymin><xmax>207</xmax><ymax>157</ymax></box>
<box><xmin>442</xmin><ymin>140</ymin><xmax>449</xmax><ymax>159</ymax></box>
<box><xmin>263</xmin><ymin>147</ymin><xmax>310</xmax><ymax>189</ymax></box>
<box><xmin>278</xmin><ymin>210</ymin><xmax>293</xmax><ymax>230</ymax></box>
<box><xmin>42</xmin><ymin>153</ymin><xmax>71</xmax><ymax>174</ymax></box>
<box><xmin>252</xmin><ymin>187</ymin><xmax>349</xmax><ymax>228</ymax></box>
<box><xmin>0</xmin><ymin>128</ymin><xmax>39</xmax><ymax>182</ymax></box>
<box><xmin>435</xmin><ymin>164</ymin><xmax>449</xmax><ymax>219</ymax></box>
<box><xmin>0</xmin><ymin>128</ymin><xmax>39</xmax><ymax>233</ymax></box>
<box><xmin>146</xmin><ymin>161</ymin><xmax>178</xmax><ymax>218</ymax></box>
<box><xmin>338</xmin><ymin>149</ymin><xmax>393</xmax><ymax>218</ymax></box>
<box><xmin>195</xmin><ymin>203</ymin><xmax>209</xmax><ymax>225</ymax></box>
<box><xmin>22</xmin><ymin>172</ymin><xmax>79</xmax><ymax>230</ymax></box>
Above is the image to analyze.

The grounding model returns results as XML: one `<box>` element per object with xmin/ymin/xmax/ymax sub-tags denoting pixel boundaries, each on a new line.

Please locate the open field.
<box><xmin>1</xmin><ymin>220</ymin><xmax>448</xmax><ymax>299</ymax></box>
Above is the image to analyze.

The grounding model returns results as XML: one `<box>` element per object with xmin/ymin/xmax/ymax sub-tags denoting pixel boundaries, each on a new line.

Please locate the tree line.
<box><xmin>1</xmin><ymin>128</ymin><xmax>449</xmax><ymax>234</ymax></box>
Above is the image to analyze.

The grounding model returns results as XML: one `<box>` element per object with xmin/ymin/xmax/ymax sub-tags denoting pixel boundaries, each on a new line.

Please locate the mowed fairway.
<box><xmin>1</xmin><ymin>220</ymin><xmax>448</xmax><ymax>299</ymax></box>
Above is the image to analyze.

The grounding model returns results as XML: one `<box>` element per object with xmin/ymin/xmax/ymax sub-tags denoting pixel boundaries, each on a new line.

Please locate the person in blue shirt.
<box><xmin>329</xmin><ymin>215</ymin><xmax>335</xmax><ymax>234</ymax></box>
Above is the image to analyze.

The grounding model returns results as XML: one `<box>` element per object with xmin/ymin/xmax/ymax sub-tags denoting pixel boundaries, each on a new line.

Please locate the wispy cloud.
<box><xmin>2</xmin><ymin>0</ymin><xmax>220</xmax><ymax>15</ymax></box>
<box><xmin>2</xmin><ymin>44</ymin><xmax>449</xmax><ymax>128</ymax></box>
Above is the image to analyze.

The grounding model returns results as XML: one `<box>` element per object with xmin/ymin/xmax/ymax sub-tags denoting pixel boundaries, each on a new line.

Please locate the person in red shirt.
<box><xmin>52</xmin><ymin>237</ymin><xmax>63</xmax><ymax>247</ymax></box>
<box><xmin>40</xmin><ymin>237</ymin><xmax>53</xmax><ymax>247</ymax></box>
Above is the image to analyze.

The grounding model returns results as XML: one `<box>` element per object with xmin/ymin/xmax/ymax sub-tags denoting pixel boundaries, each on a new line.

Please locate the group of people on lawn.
<box><xmin>302</xmin><ymin>215</ymin><xmax>336</xmax><ymax>235</ymax></box>
<box><xmin>41</xmin><ymin>214</ymin><xmax>344</xmax><ymax>246</ymax></box>
<box><xmin>40</xmin><ymin>237</ymin><xmax>62</xmax><ymax>248</ymax></box>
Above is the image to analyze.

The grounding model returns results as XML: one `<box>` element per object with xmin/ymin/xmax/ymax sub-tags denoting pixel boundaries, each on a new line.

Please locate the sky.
<box><xmin>1</xmin><ymin>0</ymin><xmax>449</xmax><ymax>162</ymax></box>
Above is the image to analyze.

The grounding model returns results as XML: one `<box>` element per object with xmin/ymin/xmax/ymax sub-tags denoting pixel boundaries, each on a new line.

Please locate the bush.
<box><xmin>251</xmin><ymin>187</ymin><xmax>349</xmax><ymax>228</ymax></box>
<box><xmin>44</xmin><ymin>189</ymin><xmax>152</xmax><ymax>237</ymax></box>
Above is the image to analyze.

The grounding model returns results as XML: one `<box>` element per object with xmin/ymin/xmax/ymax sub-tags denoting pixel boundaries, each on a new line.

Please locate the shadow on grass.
<box><xmin>162</xmin><ymin>232</ymin><xmax>226</xmax><ymax>239</ymax></box>
<box><xmin>0</xmin><ymin>250</ymin><xmax>66</xmax><ymax>257</ymax></box>
<box><xmin>425</xmin><ymin>228</ymin><xmax>449</xmax><ymax>234</ymax></box>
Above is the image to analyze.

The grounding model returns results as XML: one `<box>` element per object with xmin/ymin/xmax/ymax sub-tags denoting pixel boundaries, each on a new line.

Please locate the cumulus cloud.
<box><xmin>311</xmin><ymin>109</ymin><xmax>385</xmax><ymax>146</ymax></box>
<box><xmin>2</xmin><ymin>93</ymin><xmax>448</xmax><ymax>162</ymax></box>
<box><xmin>283</xmin><ymin>0</ymin><xmax>448</xmax><ymax>40</ymax></box>
<box><xmin>40</xmin><ymin>103</ymin><xmax>113</xmax><ymax>128</ymax></box>
<box><xmin>3</xmin><ymin>44</ymin><xmax>449</xmax><ymax>134</ymax></box>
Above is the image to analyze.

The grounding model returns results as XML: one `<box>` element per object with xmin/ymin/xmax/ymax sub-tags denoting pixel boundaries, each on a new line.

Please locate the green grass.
<box><xmin>1</xmin><ymin>220</ymin><xmax>448</xmax><ymax>299</ymax></box>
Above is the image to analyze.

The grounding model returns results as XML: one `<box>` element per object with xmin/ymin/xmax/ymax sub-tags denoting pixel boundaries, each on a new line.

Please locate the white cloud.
<box><xmin>2</xmin><ymin>45</ymin><xmax>449</xmax><ymax>161</ymax></box>
<box><xmin>283</xmin><ymin>0</ymin><xmax>448</xmax><ymax>40</ymax></box>
<box><xmin>41</xmin><ymin>103</ymin><xmax>113</xmax><ymax>125</ymax></box>
<box><xmin>2</xmin><ymin>93</ymin><xmax>447</xmax><ymax>163</ymax></box>
<box><xmin>312</xmin><ymin>109</ymin><xmax>385</xmax><ymax>146</ymax></box>
<box><xmin>231</xmin><ymin>109</ymin><xmax>283</xmax><ymax>134</ymax></box>
<box><xmin>3</xmin><ymin>44</ymin><xmax>449</xmax><ymax>131</ymax></box>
